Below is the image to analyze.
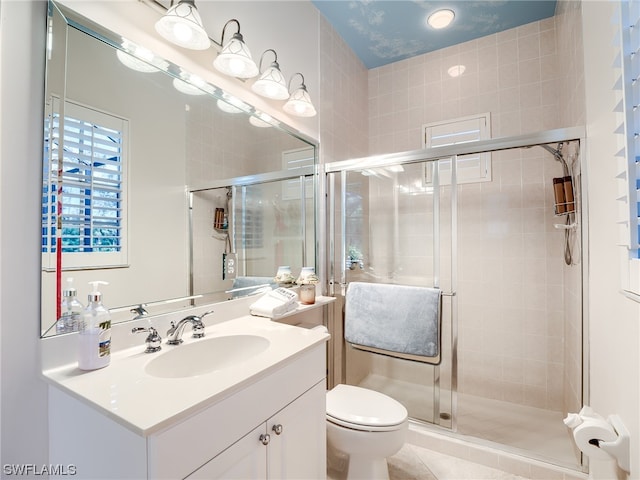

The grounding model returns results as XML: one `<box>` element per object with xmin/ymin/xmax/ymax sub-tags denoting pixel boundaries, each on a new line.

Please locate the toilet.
<box><xmin>326</xmin><ymin>384</ymin><xmax>409</xmax><ymax>480</ymax></box>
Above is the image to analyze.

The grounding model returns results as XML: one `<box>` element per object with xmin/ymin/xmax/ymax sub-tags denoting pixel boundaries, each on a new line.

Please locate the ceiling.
<box><xmin>311</xmin><ymin>1</ymin><xmax>557</xmax><ymax>69</ymax></box>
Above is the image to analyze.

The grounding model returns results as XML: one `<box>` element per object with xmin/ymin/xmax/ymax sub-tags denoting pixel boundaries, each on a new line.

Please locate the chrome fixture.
<box><xmin>150</xmin><ymin>3</ymin><xmax>316</xmax><ymax>117</ymax></box>
<box><xmin>166</xmin><ymin>310</ymin><xmax>214</xmax><ymax>345</ymax></box>
<box><xmin>213</xmin><ymin>19</ymin><xmax>258</xmax><ymax>79</ymax></box>
<box><xmin>130</xmin><ymin>304</ymin><xmax>149</xmax><ymax>319</ymax></box>
<box><xmin>283</xmin><ymin>73</ymin><xmax>317</xmax><ymax>117</ymax></box>
<box><xmin>155</xmin><ymin>0</ymin><xmax>210</xmax><ymax>50</ymax></box>
<box><xmin>131</xmin><ymin>326</ymin><xmax>162</xmax><ymax>353</ymax></box>
<box><xmin>252</xmin><ymin>49</ymin><xmax>289</xmax><ymax>100</ymax></box>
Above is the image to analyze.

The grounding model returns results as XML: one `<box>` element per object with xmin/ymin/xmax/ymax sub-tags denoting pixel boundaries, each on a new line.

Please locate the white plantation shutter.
<box><xmin>282</xmin><ymin>147</ymin><xmax>314</xmax><ymax>200</ymax></box>
<box><xmin>423</xmin><ymin>113</ymin><xmax>492</xmax><ymax>185</ymax></box>
<box><xmin>42</xmin><ymin>99</ymin><xmax>128</xmax><ymax>270</ymax></box>
<box><xmin>617</xmin><ymin>0</ymin><xmax>640</xmax><ymax>295</ymax></box>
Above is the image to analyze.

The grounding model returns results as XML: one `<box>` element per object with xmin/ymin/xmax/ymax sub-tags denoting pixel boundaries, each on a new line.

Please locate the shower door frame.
<box><xmin>324</xmin><ymin>126</ymin><xmax>589</xmax><ymax>459</ymax></box>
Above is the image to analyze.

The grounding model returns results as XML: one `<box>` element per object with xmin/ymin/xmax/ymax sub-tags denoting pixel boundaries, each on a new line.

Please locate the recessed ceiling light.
<box><xmin>447</xmin><ymin>64</ymin><xmax>466</xmax><ymax>77</ymax></box>
<box><xmin>427</xmin><ymin>9</ymin><xmax>455</xmax><ymax>29</ymax></box>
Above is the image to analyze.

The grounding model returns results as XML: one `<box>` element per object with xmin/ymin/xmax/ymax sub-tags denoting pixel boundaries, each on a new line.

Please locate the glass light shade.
<box><xmin>427</xmin><ymin>9</ymin><xmax>455</xmax><ymax>29</ymax></box>
<box><xmin>252</xmin><ymin>64</ymin><xmax>289</xmax><ymax>100</ymax></box>
<box><xmin>155</xmin><ymin>1</ymin><xmax>210</xmax><ymax>50</ymax></box>
<box><xmin>213</xmin><ymin>34</ymin><xmax>259</xmax><ymax>79</ymax></box>
<box><xmin>283</xmin><ymin>86</ymin><xmax>316</xmax><ymax>117</ymax></box>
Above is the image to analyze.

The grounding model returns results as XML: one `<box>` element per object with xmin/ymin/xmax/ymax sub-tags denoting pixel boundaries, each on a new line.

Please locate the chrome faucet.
<box><xmin>166</xmin><ymin>311</ymin><xmax>213</xmax><ymax>345</ymax></box>
<box><xmin>131</xmin><ymin>326</ymin><xmax>162</xmax><ymax>353</ymax></box>
<box><xmin>130</xmin><ymin>304</ymin><xmax>149</xmax><ymax>319</ymax></box>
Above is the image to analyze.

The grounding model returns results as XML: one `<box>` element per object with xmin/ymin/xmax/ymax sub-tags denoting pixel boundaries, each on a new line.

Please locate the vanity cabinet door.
<box><xmin>186</xmin><ymin>424</ymin><xmax>267</xmax><ymax>479</ymax></box>
<box><xmin>268</xmin><ymin>380</ymin><xmax>326</xmax><ymax>480</ymax></box>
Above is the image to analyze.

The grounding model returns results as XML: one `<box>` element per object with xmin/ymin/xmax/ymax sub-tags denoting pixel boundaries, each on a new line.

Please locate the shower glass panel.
<box><xmin>190</xmin><ymin>174</ymin><xmax>315</xmax><ymax>301</ymax></box>
<box><xmin>236</xmin><ymin>177</ymin><xmax>315</xmax><ymax>278</ymax></box>
<box><xmin>333</xmin><ymin>160</ymin><xmax>456</xmax><ymax>427</ymax></box>
<box><xmin>327</xmin><ymin>133</ymin><xmax>584</xmax><ymax>471</ymax></box>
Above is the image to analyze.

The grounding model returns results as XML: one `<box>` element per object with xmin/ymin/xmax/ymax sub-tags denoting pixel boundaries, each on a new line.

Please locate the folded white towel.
<box><xmin>345</xmin><ymin>282</ymin><xmax>441</xmax><ymax>363</ymax></box>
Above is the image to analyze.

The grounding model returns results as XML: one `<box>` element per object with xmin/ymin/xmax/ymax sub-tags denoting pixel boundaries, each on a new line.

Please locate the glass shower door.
<box><xmin>330</xmin><ymin>158</ymin><xmax>456</xmax><ymax>427</ymax></box>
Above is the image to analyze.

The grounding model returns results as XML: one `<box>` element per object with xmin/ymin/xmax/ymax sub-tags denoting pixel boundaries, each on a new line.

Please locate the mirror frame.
<box><xmin>41</xmin><ymin>0</ymin><xmax>320</xmax><ymax>337</ymax></box>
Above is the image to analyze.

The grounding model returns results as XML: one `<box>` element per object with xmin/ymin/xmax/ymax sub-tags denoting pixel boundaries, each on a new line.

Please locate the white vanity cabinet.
<box><xmin>188</xmin><ymin>380</ymin><xmax>325</xmax><ymax>479</ymax></box>
<box><xmin>48</xmin><ymin>342</ymin><xmax>327</xmax><ymax>479</ymax></box>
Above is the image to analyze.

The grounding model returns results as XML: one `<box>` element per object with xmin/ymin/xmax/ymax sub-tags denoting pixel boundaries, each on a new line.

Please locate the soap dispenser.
<box><xmin>56</xmin><ymin>277</ymin><xmax>84</xmax><ymax>334</ymax></box>
<box><xmin>78</xmin><ymin>281</ymin><xmax>111</xmax><ymax>371</ymax></box>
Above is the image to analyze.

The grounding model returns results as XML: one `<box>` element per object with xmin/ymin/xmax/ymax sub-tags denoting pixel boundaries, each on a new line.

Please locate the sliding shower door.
<box><xmin>328</xmin><ymin>158</ymin><xmax>456</xmax><ymax>427</ymax></box>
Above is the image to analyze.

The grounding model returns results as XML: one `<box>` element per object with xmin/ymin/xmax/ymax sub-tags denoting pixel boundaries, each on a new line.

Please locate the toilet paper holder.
<box><xmin>598</xmin><ymin>415</ymin><xmax>630</xmax><ymax>474</ymax></box>
<box><xmin>564</xmin><ymin>408</ymin><xmax>630</xmax><ymax>474</ymax></box>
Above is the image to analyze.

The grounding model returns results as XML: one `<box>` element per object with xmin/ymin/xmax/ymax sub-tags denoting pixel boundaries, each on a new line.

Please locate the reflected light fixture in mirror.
<box><xmin>213</xmin><ymin>19</ymin><xmax>258</xmax><ymax>79</ymax></box>
<box><xmin>283</xmin><ymin>73</ymin><xmax>316</xmax><ymax>117</ymax></box>
<box><xmin>249</xmin><ymin>112</ymin><xmax>274</xmax><ymax>128</ymax></box>
<box><xmin>155</xmin><ymin>0</ymin><xmax>210</xmax><ymax>50</ymax></box>
<box><xmin>252</xmin><ymin>49</ymin><xmax>289</xmax><ymax>100</ymax></box>
<box><xmin>447</xmin><ymin>64</ymin><xmax>466</xmax><ymax>77</ymax></box>
<box><xmin>117</xmin><ymin>39</ymin><xmax>164</xmax><ymax>73</ymax></box>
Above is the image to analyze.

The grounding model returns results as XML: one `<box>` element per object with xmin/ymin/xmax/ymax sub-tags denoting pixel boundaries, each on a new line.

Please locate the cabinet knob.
<box><xmin>272</xmin><ymin>424</ymin><xmax>283</xmax><ymax>435</ymax></box>
<box><xmin>259</xmin><ymin>433</ymin><xmax>270</xmax><ymax>445</ymax></box>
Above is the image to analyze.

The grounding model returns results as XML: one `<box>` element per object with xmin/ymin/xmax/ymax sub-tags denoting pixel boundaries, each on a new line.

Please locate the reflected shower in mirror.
<box><xmin>41</xmin><ymin>1</ymin><xmax>317</xmax><ymax>336</ymax></box>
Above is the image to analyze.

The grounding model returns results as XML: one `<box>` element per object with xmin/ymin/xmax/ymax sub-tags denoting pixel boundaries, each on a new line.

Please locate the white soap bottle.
<box><xmin>56</xmin><ymin>277</ymin><xmax>84</xmax><ymax>334</ymax></box>
<box><xmin>78</xmin><ymin>281</ymin><xmax>111</xmax><ymax>371</ymax></box>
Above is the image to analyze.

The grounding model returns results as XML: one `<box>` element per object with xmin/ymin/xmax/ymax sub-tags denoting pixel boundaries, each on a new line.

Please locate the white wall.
<box><xmin>0</xmin><ymin>0</ymin><xmax>50</xmax><ymax>469</ymax></box>
<box><xmin>582</xmin><ymin>2</ymin><xmax>640</xmax><ymax>477</ymax></box>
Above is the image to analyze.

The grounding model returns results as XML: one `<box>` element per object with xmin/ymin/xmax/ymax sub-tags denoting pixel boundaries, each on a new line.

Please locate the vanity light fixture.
<box><xmin>155</xmin><ymin>0</ymin><xmax>210</xmax><ymax>50</ymax></box>
<box><xmin>213</xmin><ymin>19</ymin><xmax>259</xmax><ymax>79</ymax></box>
<box><xmin>251</xmin><ymin>49</ymin><xmax>289</xmax><ymax>100</ymax></box>
<box><xmin>283</xmin><ymin>73</ymin><xmax>317</xmax><ymax>117</ymax></box>
<box><xmin>427</xmin><ymin>9</ymin><xmax>455</xmax><ymax>29</ymax></box>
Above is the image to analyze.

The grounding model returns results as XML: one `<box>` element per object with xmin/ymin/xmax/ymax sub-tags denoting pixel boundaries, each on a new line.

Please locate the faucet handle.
<box><xmin>132</xmin><ymin>326</ymin><xmax>162</xmax><ymax>353</ymax></box>
<box><xmin>192</xmin><ymin>310</ymin><xmax>213</xmax><ymax>339</ymax></box>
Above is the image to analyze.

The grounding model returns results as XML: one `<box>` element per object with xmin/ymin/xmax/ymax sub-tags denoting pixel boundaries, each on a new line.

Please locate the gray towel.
<box><xmin>345</xmin><ymin>282</ymin><xmax>441</xmax><ymax>363</ymax></box>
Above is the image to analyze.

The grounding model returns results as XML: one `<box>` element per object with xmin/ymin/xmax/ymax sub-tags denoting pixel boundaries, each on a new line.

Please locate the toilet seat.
<box><xmin>326</xmin><ymin>384</ymin><xmax>408</xmax><ymax>432</ymax></box>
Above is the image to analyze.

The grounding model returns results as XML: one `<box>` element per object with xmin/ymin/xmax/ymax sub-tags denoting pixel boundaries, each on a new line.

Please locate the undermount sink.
<box><xmin>145</xmin><ymin>334</ymin><xmax>270</xmax><ymax>379</ymax></box>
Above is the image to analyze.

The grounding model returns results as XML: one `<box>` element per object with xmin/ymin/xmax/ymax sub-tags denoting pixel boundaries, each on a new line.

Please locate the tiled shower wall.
<box><xmin>366</xmin><ymin>18</ymin><xmax>584</xmax><ymax>412</ymax></box>
<box><xmin>555</xmin><ymin>0</ymin><xmax>586</xmax><ymax>418</ymax></box>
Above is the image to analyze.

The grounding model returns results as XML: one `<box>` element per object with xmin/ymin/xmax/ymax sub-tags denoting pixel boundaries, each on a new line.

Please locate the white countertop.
<box><xmin>42</xmin><ymin>315</ymin><xmax>329</xmax><ymax>437</ymax></box>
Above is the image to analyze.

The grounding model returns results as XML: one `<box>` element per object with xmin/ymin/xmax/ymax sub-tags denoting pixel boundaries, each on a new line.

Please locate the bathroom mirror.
<box><xmin>41</xmin><ymin>1</ymin><xmax>317</xmax><ymax>337</ymax></box>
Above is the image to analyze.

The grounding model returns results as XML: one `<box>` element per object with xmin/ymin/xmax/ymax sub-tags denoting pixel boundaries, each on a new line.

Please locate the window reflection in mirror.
<box><xmin>41</xmin><ymin>1</ymin><xmax>317</xmax><ymax>337</ymax></box>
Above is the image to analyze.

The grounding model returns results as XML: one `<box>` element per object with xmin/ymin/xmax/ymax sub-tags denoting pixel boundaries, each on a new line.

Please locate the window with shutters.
<box><xmin>282</xmin><ymin>146</ymin><xmax>314</xmax><ymax>200</ymax></box>
<box><xmin>422</xmin><ymin>113</ymin><xmax>492</xmax><ymax>185</ymax></box>
<box><xmin>42</xmin><ymin>98</ymin><xmax>128</xmax><ymax>270</ymax></box>
<box><xmin>617</xmin><ymin>0</ymin><xmax>640</xmax><ymax>297</ymax></box>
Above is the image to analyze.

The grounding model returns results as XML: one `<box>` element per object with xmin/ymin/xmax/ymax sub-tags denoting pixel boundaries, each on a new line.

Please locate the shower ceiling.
<box><xmin>312</xmin><ymin>0</ymin><xmax>557</xmax><ymax>69</ymax></box>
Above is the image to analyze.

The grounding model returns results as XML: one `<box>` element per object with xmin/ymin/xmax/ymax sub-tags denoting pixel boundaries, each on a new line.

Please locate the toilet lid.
<box><xmin>326</xmin><ymin>384</ymin><xmax>408</xmax><ymax>429</ymax></box>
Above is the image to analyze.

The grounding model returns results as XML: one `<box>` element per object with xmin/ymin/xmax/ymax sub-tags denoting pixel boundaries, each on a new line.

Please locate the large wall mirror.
<box><xmin>41</xmin><ymin>1</ymin><xmax>317</xmax><ymax>337</ymax></box>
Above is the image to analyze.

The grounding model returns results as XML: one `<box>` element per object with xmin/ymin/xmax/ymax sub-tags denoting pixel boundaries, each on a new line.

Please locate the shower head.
<box><xmin>532</xmin><ymin>142</ymin><xmax>569</xmax><ymax>176</ymax></box>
